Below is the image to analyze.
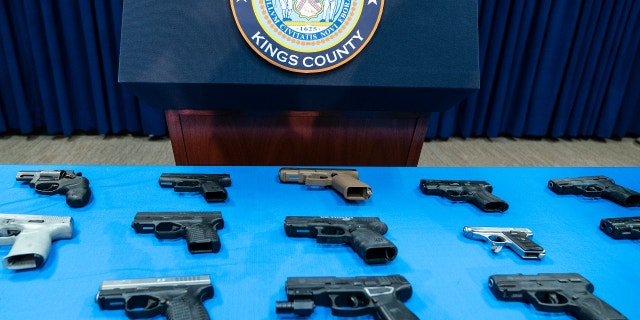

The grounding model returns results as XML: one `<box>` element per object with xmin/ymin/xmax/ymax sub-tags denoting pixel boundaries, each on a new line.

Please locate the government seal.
<box><xmin>231</xmin><ymin>0</ymin><xmax>384</xmax><ymax>73</ymax></box>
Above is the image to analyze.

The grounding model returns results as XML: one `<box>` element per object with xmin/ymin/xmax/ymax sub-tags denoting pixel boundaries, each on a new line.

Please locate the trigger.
<box><xmin>349</xmin><ymin>295</ymin><xmax>361</xmax><ymax>307</ymax></box>
<box><xmin>35</xmin><ymin>183</ymin><xmax>60</xmax><ymax>192</ymax></box>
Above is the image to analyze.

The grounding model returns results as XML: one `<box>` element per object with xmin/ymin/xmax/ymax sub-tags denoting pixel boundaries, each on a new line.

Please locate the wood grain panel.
<box><xmin>166</xmin><ymin>110</ymin><xmax>429</xmax><ymax>166</ymax></box>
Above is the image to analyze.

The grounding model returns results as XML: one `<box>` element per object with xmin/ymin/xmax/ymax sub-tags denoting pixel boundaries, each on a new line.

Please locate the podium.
<box><xmin>119</xmin><ymin>0</ymin><xmax>479</xmax><ymax>166</ymax></box>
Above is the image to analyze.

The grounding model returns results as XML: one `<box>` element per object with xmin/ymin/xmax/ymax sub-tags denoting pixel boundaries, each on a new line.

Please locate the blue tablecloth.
<box><xmin>1</xmin><ymin>165</ymin><xmax>638</xmax><ymax>319</ymax></box>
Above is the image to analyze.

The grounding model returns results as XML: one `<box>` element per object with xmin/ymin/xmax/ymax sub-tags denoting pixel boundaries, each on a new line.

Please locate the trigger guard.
<box><xmin>327</xmin><ymin>294</ymin><xmax>370</xmax><ymax>317</ymax></box>
<box><xmin>124</xmin><ymin>295</ymin><xmax>162</xmax><ymax>318</ymax></box>
<box><xmin>34</xmin><ymin>182</ymin><xmax>60</xmax><ymax>193</ymax></box>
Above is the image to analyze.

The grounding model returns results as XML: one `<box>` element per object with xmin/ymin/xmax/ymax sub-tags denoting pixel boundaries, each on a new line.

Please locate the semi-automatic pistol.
<box><xmin>96</xmin><ymin>274</ymin><xmax>214</xmax><ymax>320</ymax></box>
<box><xmin>0</xmin><ymin>213</ymin><xmax>73</xmax><ymax>270</ymax></box>
<box><xmin>599</xmin><ymin>216</ymin><xmax>640</xmax><ymax>239</ymax></box>
<box><xmin>278</xmin><ymin>167</ymin><xmax>372</xmax><ymax>201</ymax></box>
<box><xmin>463</xmin><ymin>226</ymin><xmax>545</xmax><ymax>259</ymax></box>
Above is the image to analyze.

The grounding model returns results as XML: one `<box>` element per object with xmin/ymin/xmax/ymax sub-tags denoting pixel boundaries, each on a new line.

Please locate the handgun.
<box><xmin>159</xmin><ymin>173</ymin><xmax>231</xmax><ymax>202</ymax></box>
<box><xmin>548</xmin><ymin>176</ymin><xmax>640</xmax><ymax>207</ymax></box>
<box><xmin>275</xmin><ymin>275</ymin><xmax>419</xmax><ymax>319</ymax></box>
<box><xmin>278</xmin><ymin>168</ymin><xmax>372</xmax><ymax>201</ymax></box>
<box><xmin>16</xmin><ymin>170</ymin><xmax>92</xmax><ymax>208</ymax></box>
<box><xmin>419</xmin><ymin>179</ymin><xmax>508</xmax><ymax>212</ymax></box>
<box><xmin>132</xmin><ymin>212</ymin><xmax>224</xmax><ymax>253</ymax></box>
<box><xmin>283</xmin><ymin>216</ymin><xmax>397</xmax><ymax>264</ymax></box>
<box><xmin>96</xmin><ymin>274</ymin><xmax>214</xmax><ymax>320</ymax></box>
<box><xmin>0</xmin><ymin>213</ymin><xmax>73</xmax><ymax>270</ymax></box>
<box><xmin>599</xmin><ymin>217</ymin><xmax>640</xmax><ymax>239</ymax></box>
<box><xmin>488</xmin><ymin>273</ymin><xmax>627</xmax><ymax>320</ymax></box>
<box><xmin>462</xmin><ymin>226</ymin><xmax>545</xmax><ymax>259</ymax></box>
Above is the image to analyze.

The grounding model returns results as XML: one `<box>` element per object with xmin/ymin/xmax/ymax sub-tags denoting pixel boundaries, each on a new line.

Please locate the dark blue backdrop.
<box><xmin>0</xmin><ymin>0</ymin><xmax>164</xmax><ymax>136</ymax></box>
<box><xmin>1</xmin><ymin>0</ymin><xmax>639</xmax><ymax>138</ymax></box>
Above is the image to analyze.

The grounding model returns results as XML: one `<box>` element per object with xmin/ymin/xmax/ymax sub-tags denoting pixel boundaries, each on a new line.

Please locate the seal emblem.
<box><xmin>231</xmin><ymin>0</ymin><xmax>384</xmax><ymax>73</ymax></box>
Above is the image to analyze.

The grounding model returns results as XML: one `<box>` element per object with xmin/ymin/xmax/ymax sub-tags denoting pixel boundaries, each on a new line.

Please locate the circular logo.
<box><xmin>231</xmin><ymin>0</ymin><xmax>384</xmax><ymax>73</ymax></box>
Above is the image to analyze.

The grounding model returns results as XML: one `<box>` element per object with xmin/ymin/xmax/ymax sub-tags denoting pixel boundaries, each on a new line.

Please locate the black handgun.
<box><xmin>276</xmin><ymin>275</ymin><xmax>419</xmax><ymax>319</ymax></box>
<box><xmin>96</xmin><ymin>274</ymin><xmax>214</xmax><ymax>320</ymax></box>
<box><xmin>159</xmin><ymin>173</ymin><xmax>231</xmax><ymax>202</ymax></box>
<box><xmin>599</xmin><ymin>216</ymin><xmax>640</xmax><ymax>239</ymax></box>
<box><xmin>132</xmin><ymin>212</ymin><xmax>224</xmax><ymax>253</ymax></box>
<box><xmin>548</xmin><ymin>176</ymin><xmax>640</xmax><ymax>207</ymax></box>
<box><xmin>489</xmin><ymin>273</ymin><xmax>627</xmax><ymax>320</ymax></box>
<box><xmin>283</xmin><ymin>216</ymin><xmax>397</xmax><ymax>264</ymax></box>
<box><xmin>419</xmin><ymin>179</ymin><xmax>508</xmax><ymax>212</ymax></box>
<box><xmin>16</xmin><ymin>170</ymin><xmax>92</xmax><ymax>208</ymax></box>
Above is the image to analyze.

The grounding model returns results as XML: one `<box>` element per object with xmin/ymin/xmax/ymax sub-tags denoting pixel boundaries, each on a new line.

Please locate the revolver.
<box><xmin>599</xmin><ymin>216</ymin><xmax>640</xmax><ymax>239</ymax></box>
<box><xmin>419</xmin><ymin>179</ymin><xmax>508</xmax><ymax>212</ymax></box>
<box><xmin>278</xmin><ymin>168</ymin><xmax>372</xmax><ymax>201</ymax></box>
<box><xmin>283</xmin><ymin>216</ymin><xmax>397</xmax><ymax>264</ymax></box>
<box><xmin>96</xmin><ymin>274</ymin><xmax>214</xmax><ymax>320</ymax></box>
<box><xmin>275</xmin><ymin>275</ymin><xmax>418</xmax><ymax>319</ymax></box>
<box><xmin>0</xmin><ymin>213</ymin><xmax>73</xmax><ymax>270</ymax></box>
<box><xmin>16</xmin><ymin>170</ymin><xmax>92</xmax><ymax>208</ymax></box>
<box><xmin>462</xmin><ymin>226</ymin><xmax>545</xmax><ymax>259</ymax></box>
<box><xmin>132</xmin><ymin>212</ymin><xmax>224</xmax><ymax>253</ymax></box>
<box><xmin>489</xmin><ymin>273</ymin><xmax>627</xmax><ymax>320</ymax></box>
<box><xmin>548</xmin><ymin>175</ymin><xmax>640</xmax><ymax>207</ymax></box>
<box><xmin>159</xmin><ymin>173</ymin><xmax>231</xmax><ymax>202</ymax></box>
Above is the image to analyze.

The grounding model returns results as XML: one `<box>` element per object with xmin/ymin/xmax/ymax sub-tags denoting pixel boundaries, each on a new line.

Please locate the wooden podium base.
<box><xmin>165</xmin><ymin>110</ymin><xmax>429</xmax><ymax>166</ymax></box>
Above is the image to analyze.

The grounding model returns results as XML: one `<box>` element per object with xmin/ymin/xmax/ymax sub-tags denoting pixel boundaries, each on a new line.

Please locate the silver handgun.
<box><xmin>96</xmin><ymin>274</ymin><xmax>214</xmax><ymax>320</ymax></box>
<box><xmin>462</xmin><ymin>226</ymin><xmax>545</xmax><ymax>259</ymax></box>
<box><xmin>0</xmin><ymin>213</ymin><xmax>73</xmax><ymax>270</ymax></box>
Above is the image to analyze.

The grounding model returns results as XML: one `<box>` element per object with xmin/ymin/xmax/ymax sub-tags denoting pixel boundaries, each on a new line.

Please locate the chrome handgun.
<box><xmin>462</xmin><ymin>226</ymin><xmax>545</xmax><ymax>259</ymax></box>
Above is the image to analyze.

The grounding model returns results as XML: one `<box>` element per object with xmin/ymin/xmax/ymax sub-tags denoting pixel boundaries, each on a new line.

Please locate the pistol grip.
<box><xmin>186</xmin><ymin>224</ymin><xmax>221</xmax><ymax>254</ymax></box>
<box><xmin>603</xmin><ymin>185</ymin><xmax>640</xmax><ymax>207</ymax></box>
<box><xmin>374</xmin><ymin>299</ymin><xmax>420</xmax><ymax>320</ymax></box>
<box><xmin>570</xmin><ymin>292</ymin><xmax>628</xmax><ymax>320</ymax></box>
<box><xmin>350</xmin><ymin>228</ymin><xmax>397</xmax><ymax>264</ymax></box>
<box><xmin>200</xmin><ymin>181</ymin><xmax>227</xmax><ymax>202</ymax></box>
<box><xmin>63</xmin><ymin>177</ymin><xmax>92</xmax><ymax>208</ymax></box>
<box><xmin>469</xmin><ymin>190</ymin><xmax>508</xmax><ymax>212</ymax></box>
<box><xmin>3</xmin><ymin>230</ymin><xmax>51</xmax><ymax>270</ymax></box>
<box><xmin>332</xmin><ymin>174</ymin><xmax>372</xmax><ymax>200</ymax></box>
<box><xmin>166</xmin><ymin>294</ymin><xmax>210</xmax><ymax>320</ymax></box>
<box><xmin>503</xmin><ymin>231</ymin><xmax>545</xmax><ymax>259</ymax></box>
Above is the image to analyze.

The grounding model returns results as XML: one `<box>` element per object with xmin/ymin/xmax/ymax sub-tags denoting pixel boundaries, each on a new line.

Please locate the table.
<box><xmin>1</xmin><ymin>165</ymin><xmax>638</xmax><ymax>319</ymax></box>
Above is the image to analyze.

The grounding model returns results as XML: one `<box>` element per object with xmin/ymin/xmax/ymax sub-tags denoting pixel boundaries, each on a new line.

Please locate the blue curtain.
<box><xmin>427</xmin><ymin>0</ymin><xmax>640</xmax><ymax>138</ymax></box>
<box><xmin>0</xmin><ymin>0</ymin><xmax>166</xmax><ymax>136</ymax></box>
<box><xmin>2</xmin><ymin>1</ymin><xmax>639</xmax><ymax>138</ymax></box>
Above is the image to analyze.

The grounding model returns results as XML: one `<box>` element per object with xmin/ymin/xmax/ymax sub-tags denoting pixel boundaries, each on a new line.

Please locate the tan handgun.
<box><xmin>278</xmin><ymin>168</ymin><xmax>372</xmax><ymax>201</ymax></box>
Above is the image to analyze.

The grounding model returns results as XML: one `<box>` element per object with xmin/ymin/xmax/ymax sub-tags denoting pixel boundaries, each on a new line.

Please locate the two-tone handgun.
<box><xmin>0</xmin><ymin>213</ymin><xmax>73</xmax><ymax>270</ymax></box>
<box><xmin>96</xmin><ymin>274</ymin><xmax>214</xmax><ymax>320</ymax></box>
<box><xmin>278</xmin><ymin>168</ymin><xmax>372</xmax><ymax>201</ymax></box>
<box><xmin>462</xmin><ymin>226</ymin><xmax>545</xmax><ymax>259</ymax></box>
